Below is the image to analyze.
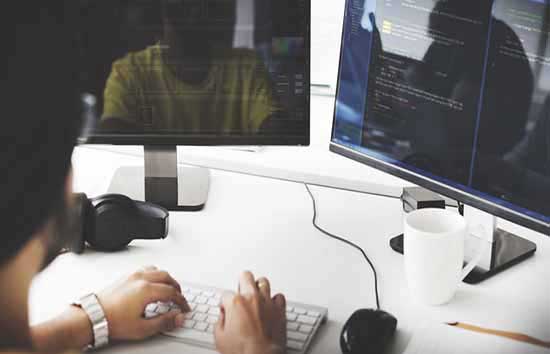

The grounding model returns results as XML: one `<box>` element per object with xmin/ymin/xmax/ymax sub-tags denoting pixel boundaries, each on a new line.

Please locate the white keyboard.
<box><xmin>145</xmin><ymin>282</ymin><xmax>328</xmax><ymax>354</ymax></box>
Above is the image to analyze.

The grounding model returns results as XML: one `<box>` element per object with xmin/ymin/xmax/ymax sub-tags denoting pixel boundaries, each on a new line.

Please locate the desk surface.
<box><xmin>29</xmin><ymin>147</ymin><xmax>550</xmax><ymax>354</ymax></box>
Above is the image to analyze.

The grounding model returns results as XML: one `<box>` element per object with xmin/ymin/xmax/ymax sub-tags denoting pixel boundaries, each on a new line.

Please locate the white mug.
<box><xmin>404</xmin><ymin>208</ymin><xmax>487</xmax><ymax>305</ymax></box>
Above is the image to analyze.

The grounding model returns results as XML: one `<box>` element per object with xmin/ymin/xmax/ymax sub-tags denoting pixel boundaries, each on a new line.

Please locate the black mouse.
<box><xmin>340</xmin><ymin>309</ymin><xmax>397</xmax><ymax>354</ymax></box>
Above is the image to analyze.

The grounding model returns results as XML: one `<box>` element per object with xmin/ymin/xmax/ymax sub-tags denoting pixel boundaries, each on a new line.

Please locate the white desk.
<box><xmin>28</xmin><ymin>146</ymin><xmax>550</xmax><ymax>354</ymax></box>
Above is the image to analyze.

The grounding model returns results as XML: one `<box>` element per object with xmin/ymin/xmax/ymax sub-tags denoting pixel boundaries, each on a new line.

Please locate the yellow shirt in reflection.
<box><xmin>102</xmin><ymin>44</ymin><xmax>276</xmax><ymax>133</ymax></box>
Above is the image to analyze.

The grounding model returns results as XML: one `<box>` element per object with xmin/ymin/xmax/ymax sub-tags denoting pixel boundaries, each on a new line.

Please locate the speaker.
<box><xmin>69</xmin><ymin>193</ymin><xmax>169</xmax><ymax>253</ymax></box>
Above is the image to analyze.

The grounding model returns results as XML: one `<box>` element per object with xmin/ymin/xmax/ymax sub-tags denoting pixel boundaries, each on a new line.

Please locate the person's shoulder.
<box><xmin>112</xmin><ymin>44</ymin><xmax>161</xmax><ymax>71</ymax></box>
<box><xmin>219</xmin><ymin>48</ymin><xmax>262</xmax><ymax>66</ymax></box>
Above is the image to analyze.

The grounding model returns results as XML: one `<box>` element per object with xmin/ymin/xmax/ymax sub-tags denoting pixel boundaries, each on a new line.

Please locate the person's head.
<box><xmin>429</xmin><ymin>0</ymin><xmax>494</xmax><ymax>40</ymax></box>
<box><xmin>160</xmin><ymin>0</ymin><xmax>236</xmax><ymax>56</ymax></box>
<box><xmin>1</xmin><ymin>1</ymin><xmax>82</xmax><ymax>343</ymax></box>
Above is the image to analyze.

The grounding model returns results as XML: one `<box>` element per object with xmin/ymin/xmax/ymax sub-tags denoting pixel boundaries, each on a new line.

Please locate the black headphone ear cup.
<box><xmin>69</xmin><ymin>193</ymin><xmax>94</xmax><ymax>254</ymax></box>
<box><xmin>87</xmin><ymin>199</ymin><xmax>135</xmax><ymax>252</ymax></box>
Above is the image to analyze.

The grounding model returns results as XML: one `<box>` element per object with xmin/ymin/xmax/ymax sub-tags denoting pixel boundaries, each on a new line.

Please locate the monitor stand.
<box><xmin>107</xmin><ymin>146</ymin><xmax>210</xmax><ymax>211</ymax></box>
<box><xmin>390</xmin><ymin>204</ymin><xmax>537</xmax><ymax>284</ymax></box>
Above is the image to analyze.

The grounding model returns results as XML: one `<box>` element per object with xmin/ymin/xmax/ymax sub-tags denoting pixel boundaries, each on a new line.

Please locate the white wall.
<box><xmin>311</xmin><ymin>1</ymin><xmax>346</xmax><ymax>91</ymax></box>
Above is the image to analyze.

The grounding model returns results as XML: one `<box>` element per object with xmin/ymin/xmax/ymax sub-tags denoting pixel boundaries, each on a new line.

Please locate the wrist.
<box><xmin>72</xmin><ymin>293</ymin><xmax>110</xmax><ymax>349</ymax></box>
<box><xmin>66</xmin><ymin>305</ymin><xmax>95</xmax><ymax>349</ymax></box>
<box><xmin>244</xmin><ymin>340</ymin><xmax>285</xmax><ymax>354</ymax></box>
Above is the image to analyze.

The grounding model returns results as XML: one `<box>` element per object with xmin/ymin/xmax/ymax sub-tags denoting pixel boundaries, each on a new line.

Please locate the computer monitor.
<box><xmin>76</xmin><ymin>0</ymin><xmax>310</xmax><ymax>210</ymax></box>
<box><xmin>331</xmin><ymin>0</ymin><xmax>550</xmax><ymax>282</ymax></box>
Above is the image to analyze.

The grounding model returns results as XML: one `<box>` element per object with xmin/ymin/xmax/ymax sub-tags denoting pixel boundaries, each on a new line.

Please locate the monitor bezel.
<box><xmin>330</xmin><ymin>0</ymin><xmax>550</xmax><ymax>236</ymax></box>
<box><xmin>330</xmin><ymin>143</ymin><xmax>550</xmax><ymax>235</ymax></box>
<box><xmin>81</xmin><ymin>0</ymin><xmax>311</xmax><ymax>147</ymax></box>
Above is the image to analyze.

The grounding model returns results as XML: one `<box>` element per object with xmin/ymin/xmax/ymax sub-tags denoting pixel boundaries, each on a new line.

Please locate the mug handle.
<box><xmin>460</xmin><ymin>223</ymin><xmax>492</xmax><ymax>281</ymax></box>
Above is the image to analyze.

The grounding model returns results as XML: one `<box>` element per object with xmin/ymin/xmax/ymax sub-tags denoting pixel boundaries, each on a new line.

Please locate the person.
<box><xmin>100</xmin><ymin>0</ymin><xmax>278</xmax><ymax>135</ymax></box>
<box><xmin>362</xmin><ymin>0</ymin><xmax>533</xmax><ymax>183</ymax></box>
<box><xmin>0</xmin><ymin>2</ymin><xmax>286</xmax><ymax>353</ymax></box>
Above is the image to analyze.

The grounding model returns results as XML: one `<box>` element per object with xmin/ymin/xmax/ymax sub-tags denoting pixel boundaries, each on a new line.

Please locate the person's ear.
<box><xmin>65</xmin><ymin>169</ymin><xmax>74</xmax><ymax>201</ymax></box>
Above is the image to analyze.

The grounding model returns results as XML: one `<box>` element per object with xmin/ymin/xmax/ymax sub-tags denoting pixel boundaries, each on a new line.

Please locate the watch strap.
<box><xmin>74</xmin><ymin>293</ymin><xmax>109</xmax><ymax>349</ymax></box>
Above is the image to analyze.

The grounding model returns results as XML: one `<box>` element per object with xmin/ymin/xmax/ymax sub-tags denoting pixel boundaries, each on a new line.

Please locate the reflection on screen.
<box><xmin>334</xmin><ymin>0</ymin><xmax>550</xmax><ymax>222</ymax></box>
<box><xmin>78</xmin><ymin>0</ymin><xmax>308</xmax><ymax>138</ymax></box>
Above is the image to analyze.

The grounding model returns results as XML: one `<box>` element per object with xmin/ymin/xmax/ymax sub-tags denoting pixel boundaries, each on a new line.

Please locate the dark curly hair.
<box><xmin>0</xmin><ymin>0</ymin><xmax>82</xmax><ymax>264</ymax></box>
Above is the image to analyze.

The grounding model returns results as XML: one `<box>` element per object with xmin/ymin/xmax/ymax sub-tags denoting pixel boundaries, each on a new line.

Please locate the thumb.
<box><xmin>214</xmin><ymin>309</ymin><xmax>225</xmax><ymax>344</ymax></box>
<box><xmin>271</xmin><ymin>294</ymin><xmax>287</xmax><ymax>345</ymax></box>
<box><xmin>141</xmin><ymin>309</ymin><xmax>183</xmax><ymax>337</ymax></box>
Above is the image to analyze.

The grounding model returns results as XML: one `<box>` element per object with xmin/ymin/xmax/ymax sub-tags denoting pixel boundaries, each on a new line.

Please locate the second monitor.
<box><xmin>75</xmin><ymin>0</ymin><xmax>311</xmax><ymax>209</ymax></box>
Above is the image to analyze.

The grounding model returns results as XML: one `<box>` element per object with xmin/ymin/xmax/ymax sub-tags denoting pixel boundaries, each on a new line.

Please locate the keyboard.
<box><xmin>145</xmin><ymin>282</ymin><xmax>328</xmax><ymax>354</ymax></box>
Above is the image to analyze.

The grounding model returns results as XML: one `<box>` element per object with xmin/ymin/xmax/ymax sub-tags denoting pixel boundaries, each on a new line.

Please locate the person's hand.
<box><xmin>97</xmin><ymin>266</ymin><xmax>190</xmax><ymax>341</ymax></box>
<box><xmin>215</xmin><ymin>271</ymin><xmax>287</xmax><ymax>354</ymax></box>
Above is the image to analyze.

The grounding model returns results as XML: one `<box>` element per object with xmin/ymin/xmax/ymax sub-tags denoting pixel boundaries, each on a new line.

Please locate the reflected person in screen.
<box><xmin>401</xmin><ymin>0</ymin><xmax>532</xmax><ymax>181</ymax></box>
<box><xmin>0</xmin><ymin>2</ymin><xmax>286</xmax><ymax>354</ymax></box>
<box><xmin>101</xmin><ymin>0</ymin><xmax>278</xmax><ymax>135</ymax></box>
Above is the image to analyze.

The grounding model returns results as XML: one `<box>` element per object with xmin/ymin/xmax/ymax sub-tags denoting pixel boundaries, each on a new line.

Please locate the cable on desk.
<box><xmin>304</xmin><ymin>184</ymin><xmax>381</xmax><ymax>310</ymax></box>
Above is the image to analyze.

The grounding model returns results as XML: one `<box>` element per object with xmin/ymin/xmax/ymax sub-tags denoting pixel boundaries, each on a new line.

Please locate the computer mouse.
<box><xmin>340</xmin><ymin>309</ymin><xmax>397</xmax><ymax>354</ymax></box>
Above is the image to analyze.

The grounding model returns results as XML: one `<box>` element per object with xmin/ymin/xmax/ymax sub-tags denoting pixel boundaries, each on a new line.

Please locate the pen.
<box><xmin>446</xmin><ymin>322</ymin><xmax>550</xmax><ymax>349</ymax></box>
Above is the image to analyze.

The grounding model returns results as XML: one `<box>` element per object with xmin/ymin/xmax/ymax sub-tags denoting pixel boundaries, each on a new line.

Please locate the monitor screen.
<box><xmin>332</xmin><ymin>0</ymin><xmax>550</xmax><ymax>231</ymax></box>
<box><xmin>77</xmin><ymin>0</ymin><xmax>310</xmax><ymax>145</ymax></box>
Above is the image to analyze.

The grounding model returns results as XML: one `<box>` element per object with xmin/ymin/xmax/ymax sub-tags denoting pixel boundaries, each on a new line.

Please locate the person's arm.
<box><xmin>31</xmin><ymin>306</ymin><xmax>93</xmax><ymax>351</ymax></box>
<box><xmin>215</xmin><ymin>272</ymin><xmax>286</xmax><ymax>354</ymax></box>
<box><xmin>31</xmin><ymin>267</ymin><xmax>189</xmax><ymax>352</ymax></box>
<box><xmin>247</xmin><ymin>55</ymin><xmax>280</xmax><ymax>134</ymax></box>
<box><xmin>101</xmin><ymin>56</ymin><xmax>142</xmax><ymax>131</ymax></box>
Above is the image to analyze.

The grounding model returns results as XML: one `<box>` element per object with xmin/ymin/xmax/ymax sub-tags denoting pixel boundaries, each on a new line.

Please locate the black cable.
<box><xmin>458</xmin><ymin>201</ymin><xmax>465</xmax><ymax>216</ymax></box>
<box><xmin>304</xmin><ymin>184</ymin><xmax>381</xmax><ymax>310</ymax></box>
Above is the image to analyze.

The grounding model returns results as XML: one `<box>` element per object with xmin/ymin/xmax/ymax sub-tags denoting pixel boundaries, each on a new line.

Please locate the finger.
<box><xmin>221</xmin><ymin>291</ymin><xmax>236</xmax><ymax>314</ymax></box>
<box><xmin>238</xmin><ymin>271</ymin><xmax>258</xmax><ymax>296</ymax></box>
<box><xmin>141</xmin><ymin>265</ymin><xmax>158</xmax><ymax>272</ymax></box>
<box><xmin>214</xmin><ymin>309</ymin><xmax>226</xmax><ymax>349</ymax></box>
<box><xmin>140</xmin><ymin>309</ymin><xmax>184</xmax><ymax>337</ymax></box>
<box><xmin>141</xmin><ymin>270</ymin><xmax>182</xmax><ymax>293</ymax></box>
<box><xmin>271</xmin><ymin>294</ymin><xmax>287</xmax><ymax>345</ymax></box>
<box><xmin>145</xmin><ymin>283</ymin><xmax>190</xmax><ymax>312</ymax></box>
<box><xmin>256</xmin><ymin>277</ymin><xmax>271</xmax><ymax>300</ymax></box>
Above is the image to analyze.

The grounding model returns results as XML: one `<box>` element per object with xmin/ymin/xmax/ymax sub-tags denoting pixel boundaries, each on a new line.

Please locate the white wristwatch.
<box><xmin>73</xmin><ymin>293</ymin><xmax>109</xmax><ymax>350</ymax></box>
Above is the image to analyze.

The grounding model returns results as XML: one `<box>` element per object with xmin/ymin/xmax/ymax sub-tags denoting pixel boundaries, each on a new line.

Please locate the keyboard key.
<box><xmin>287</xmin><ymin>340</ymin><xmax>304</xmax><ymax>350</ymax></box>
<box><xmin>208</xmin><ymin>307</ymin><xmax>221</xmax><ymax>316</ymax></box>
<box><xmin>299</xmin><ymin>325</ymin><xmax>314</xmax><ymax>334</ymax></box>
<box><xmin>157</xmin><ymin>303</ymin><xmax>171</xmax><ymax>314</ymax></box>
<box><xmin>294</xmin><ymin>308</ymin><xmax>307</xmax><ymax>315</ymax></box>
<box><xmin>185</xmin><ymin>294</ymin><xmax>196</xmax><ymax>303</ymax></box>
<box><xmin>307</xmin><ymin>311</ymin><xmax>321</xmax><ymax>318</ymax></box>
<box><xmin>195</xmin><ymin>296</ymin><xmax>208</xmax><ymax>304</ymax></box>
<box><xmin>189</xmin><ymin>288</ymin><xmax>202</xmax><ymax>295</ymax></box>
<box><xmin>287</xmin><ymin>322</ymin><xmax>299</xmax><ymax>331</ymax></box>
<box><xmin>207</xmin><ymin>325</ymin><xmax>215</xmax><ymax>333</ymax></box>
<box><xmin>207</xmin><ymin>298</ymin><xmax>220</xmax><ymax>306</ymax></box>
<box><xmin>144</xmin><ymin>311</ymin><xmax>157</xmax><ymax>319</ymax></box>
<box><xmin>297</xmin><ymin>315</ymin><xmax>317</xmax><ymax>325</ymax></box>
<box><xmin>196</xmin><ymin>305</ymin><xmax>209</xmax><ymax>313</ymax></box>
<box><xmin>164</xmin><ymin>328</ymin><xmax>216</xmax><ymax>346</ymax></box>
<box><xmin>189</xmin><ymin>303</ymin><xmax>197</xmax><ymax>311</ymax></box>
<box><xmin>145</xmin><ymin>303</ymin><xmax>158</xmax><ymax>313</ymax></box>
<box><xmin>286</xmin><ymin>313</ymin><xmax>298</xmax><ymax>321</ymax></box>
<box><xmin>288</xmin><ymin>331</ymin><xmax>308</xmax><ymax>342</ymax></box>
<box><xmin>184</xmin><ymin>312</ymin><xmax>195</xmax><ymax>320</ymax></box>
<box><xmin>183</xmin><ymin>320</ymin><xmax>196</xmax><ymax>329</ymax></box>
<box><xmin>193</xmin><ymin>313</ymin><xmax>207</xmax><ymax>322</ymax></box>
<box><xmin>206</xmin><ymin>316</ymin><xmax>218</xmax><ymax>324</ymax></box>
<box><xmin>287</xmin><ymin>306</ymin><xmax>294</xmax><ymax>312</ymax></box>
<box><xmin>194</xmin><ymin>322</ymin><xmax>208</xmax><ymax>332</ymax></box>
<box><xmin>203</xmin><ymin>291</ymin><xmax>215</xmax><ymax>298</ymax></box>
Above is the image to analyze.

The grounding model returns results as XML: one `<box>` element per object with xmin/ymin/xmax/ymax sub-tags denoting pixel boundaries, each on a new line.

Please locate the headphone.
<box><xmin>67</xmin><ymin>193</ymin><xmax>169</xmax><ymax>253</ymax></box>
